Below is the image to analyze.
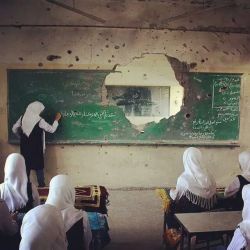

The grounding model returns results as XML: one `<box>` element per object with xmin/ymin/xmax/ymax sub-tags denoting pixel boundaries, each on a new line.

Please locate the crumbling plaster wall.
<box><xmin>0</xmin><ymin>25</ymin><xmax>250</xmax><ymax>188</ymax></box>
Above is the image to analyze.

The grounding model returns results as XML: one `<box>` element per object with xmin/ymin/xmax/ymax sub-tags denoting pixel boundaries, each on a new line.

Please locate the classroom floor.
<box><xmin>104</xmin><ymin>190</ymin><xmax>228</xmax><ymax>250</ymax></box>
<box><xmin>105</xmin><ymin>189</ymin><xmax>164</xmax><ymax>250</ymax></box>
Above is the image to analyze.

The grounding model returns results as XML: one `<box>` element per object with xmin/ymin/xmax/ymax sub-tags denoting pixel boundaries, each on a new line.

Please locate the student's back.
<box><xmin>46</xmin><ymin>175</ymin><xmax>92</xmax><ymax>250</ymax></box>
<box><xmin>0</xmin><ymin>153</ymin><xmax>40</xmax><ymax>222</ymax></box>
<box><xmin>20</xmin><ymin>204</ymin><xmax>67</xmax><ymax>250</ymax></box>
<box><xmin>167</xmin><ymin>147</ymin><xmax>217</xmax><ymax>229</ymax></box>
<box><xmin>227</xmin><ymin>184</ymin><xmax>250</xmax><ymax>250</ymax></box>
<box><xmin>224</xmin><ymin>151</ymin><xmax>250</xmax><ymax>210</ymax></box>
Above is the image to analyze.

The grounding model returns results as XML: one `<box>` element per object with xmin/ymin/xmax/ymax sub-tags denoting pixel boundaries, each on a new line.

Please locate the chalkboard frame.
<box><xmin>7</xmin><ymin>69</ymin><xmax>241</xmax><ymax>146</ymax></box>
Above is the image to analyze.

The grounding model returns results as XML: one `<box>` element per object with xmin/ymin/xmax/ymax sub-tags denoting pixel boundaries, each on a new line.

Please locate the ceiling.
<box><xmin>0</xmin><ymin>0</ymin><xmax>250</xmax><ymax>33</ymax></box>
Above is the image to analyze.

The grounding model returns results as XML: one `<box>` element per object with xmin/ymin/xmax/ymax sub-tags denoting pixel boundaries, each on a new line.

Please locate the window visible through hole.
<box><xmin>106</xmin><ymin>86</ymin><xmax>183</xmax><ymax>131</ymax></box>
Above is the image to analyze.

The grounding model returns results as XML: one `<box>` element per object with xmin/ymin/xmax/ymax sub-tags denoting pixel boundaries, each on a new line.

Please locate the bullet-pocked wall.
<box><xmin>1</xmin><ymin>0</ymin><xmax>250</xmax><ymax>188</ymax></box>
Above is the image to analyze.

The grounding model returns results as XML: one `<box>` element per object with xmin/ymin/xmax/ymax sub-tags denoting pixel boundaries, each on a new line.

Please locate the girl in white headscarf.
<box><xmin>19</xmin><ymin>204</ymin><xmax>67</xmax><ymax>250</ymax></box>
<box><xmin>46</xmin><ymin>175</ymin><xmax>92</xmax><ymax>250</ymax></box>
<box><xmin>12</xmin><ymin>101</ymin><xmax>61</xmax><ymax>187</ymax></box>
<box><xmin>0</xmin><ymin>153</ymin><xmax>40</xmax><ymax>214</ymax></box>
<box><xmin>224</xmin><ymin>151</ymin><xmax>250</xmax><ymax>210</ymax></box>
<box><xmin>170</xmin><ymin>147</ymin><xmax>217</xmax><ymax>211</ymax></box>
<box><xmin>227</xmin><ymin>184</ymin><xmax>250</xmax><ymax>250</ymax></box>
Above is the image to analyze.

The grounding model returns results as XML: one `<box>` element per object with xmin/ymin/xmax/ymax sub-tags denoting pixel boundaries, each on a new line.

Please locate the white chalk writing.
<box><xmin>70</xmin><ymin>82</ymin><xmax>82</xmax><ymax>88</ymax></box>
<box><xmin>61</xmin><ymin>110</ymin><xmax>116</xmax><ymax>120</ymax></box>
<box><xmin>180</xmin><ymin>131</ymin><xmax>215</xmax><ymax>140</ymax></box>
<box><xmin>192</xmin><ymin>119</ymin><xmax>222</xmax><ymax>131</ymax></box>
<box><xmin>193</xmin><ymin>76</ymin><xmax>202</xmax><ymax>82</ymax></box>
<box><xmin>71</xmin><ymin>90</ymin><xmax>86</xmax><ymax>97</ymax></box>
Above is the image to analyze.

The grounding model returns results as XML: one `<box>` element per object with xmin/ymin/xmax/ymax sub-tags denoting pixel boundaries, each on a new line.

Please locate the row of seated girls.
<box><xmin>166</xmin><ymin>147</ymin><xmax>250</xmax><ymax>250</ymax></box>
<box><xmin>0</xmin><ymin>153</ymin><xmax>95</xmax><ymax>250</ymax></box>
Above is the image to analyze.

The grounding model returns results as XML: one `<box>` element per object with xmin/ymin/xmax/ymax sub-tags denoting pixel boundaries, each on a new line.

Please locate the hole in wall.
<box><xmin>104</xmin><ymin>53</ymin><xmax>184</xmax><ymax>131</ymax></box>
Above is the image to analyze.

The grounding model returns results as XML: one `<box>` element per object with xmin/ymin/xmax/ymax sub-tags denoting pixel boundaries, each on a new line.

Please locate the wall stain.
<box><xmin>202</xmin><ymin>45</ymin><xmax>210</xmax><ymax>52</ymax></box>
<box><xmin>47</xmin><ymin>55</ymin><xmax>61</xmax><ymax>61</ymax></box>
<box><xmin>189</xmin><ymin>62</ymin><xmax>197</xmax><ymax>69</ymax></box>
<box><xmin>236</xmin><ymin>49</ymin><xmax>242</xmax><ymax>54</ymax></box>
<box><xmin>242</xmin><ymin>44</ymin><xmax>249</xmax><ymax>52</ymax></box>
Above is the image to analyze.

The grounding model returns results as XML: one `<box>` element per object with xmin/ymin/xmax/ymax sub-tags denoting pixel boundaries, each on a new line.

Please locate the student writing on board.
<box><xmin>12</xmin><ymin>101</ymin><xmax>62</xmax><ymax>187</ymax></box>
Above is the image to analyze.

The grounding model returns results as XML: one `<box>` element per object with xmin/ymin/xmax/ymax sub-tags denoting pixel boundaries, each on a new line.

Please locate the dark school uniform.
<box><xmin>66</xmin><ymin>219</ymin><xmax>85</xmax><ymax>250</ymax></box>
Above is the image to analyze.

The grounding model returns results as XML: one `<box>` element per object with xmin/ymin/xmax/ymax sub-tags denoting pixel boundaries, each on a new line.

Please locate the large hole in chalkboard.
<box><xmin>104</xmin><ymin>54</ymin><xmax>184</xmax><ymax>131</ymax></box>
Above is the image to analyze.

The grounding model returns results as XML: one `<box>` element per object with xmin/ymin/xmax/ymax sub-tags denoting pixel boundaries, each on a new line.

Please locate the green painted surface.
<box><xmin>140</xmin><ymin>73</ymin><xmax>241</xmax><ymax>142</ymax></box>
<box><xmin>8</xmin><ymin>70</ymin><xmax>241</xmax><ymax>144</ymax></box>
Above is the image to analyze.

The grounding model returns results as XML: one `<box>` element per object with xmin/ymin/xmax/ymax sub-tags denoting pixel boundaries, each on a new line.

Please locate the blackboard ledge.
<box><xmin>9</xmin><ymin>139</ymin><xmax>240</xmax><ymax>147</ymax></box>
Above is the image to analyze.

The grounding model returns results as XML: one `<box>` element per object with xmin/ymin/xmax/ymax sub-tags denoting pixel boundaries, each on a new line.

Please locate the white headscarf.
<box><xmin>46</xmin><ymin>175</ymin><xmax>84</xmax><ymax>231</ymax></box>
<box><xmin>22</xmin><ymin>101</ymin><xmax>45</xmax><ymax>137</ymax></box>
<box><xmin>239</xmin><ymin>184</ymin><xmax>250</xmax><ymax>248</ymax></box>
<box><xmin>46</xmin><ymin>175</ymin><xmax>92</xmax><ymax>250</ymax></box>
<box><xmin>0</xmin><ymin>153</ymin><xmax>28</xmax><ymax>212</ymax></box>
<box><xmin>175</xmin><ymin>147</ymin><xmax>217</xmax><ymax>209</ymax></box>
<box><xmin>239</xmin><ymin>151</ymin><xmax>250</xmax><ymax>181</ymax></box>
<box><xmin>20</xmin><ymin>204</ymin><xmax>67</xmax><ymax>250</ymax></box>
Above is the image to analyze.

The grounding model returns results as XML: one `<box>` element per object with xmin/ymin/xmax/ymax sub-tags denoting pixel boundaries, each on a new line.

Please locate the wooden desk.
<box><xmin>175</xmin><ymin>211</ymin><xmax>242</xmax><ymax>250</ymax></box>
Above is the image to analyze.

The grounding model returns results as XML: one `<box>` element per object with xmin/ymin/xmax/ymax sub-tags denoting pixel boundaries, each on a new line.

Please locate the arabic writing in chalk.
<box><xmin>61</xmin><ymin>110</ymin><xmax>116</xmax><ymax>120</ymax></box>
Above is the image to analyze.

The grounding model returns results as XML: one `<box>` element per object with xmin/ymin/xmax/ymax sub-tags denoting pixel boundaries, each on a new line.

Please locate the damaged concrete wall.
<box><xmin>0</xmin><ymin>1</ymin><xmax>250</xmax><ymax>188</ymax></box>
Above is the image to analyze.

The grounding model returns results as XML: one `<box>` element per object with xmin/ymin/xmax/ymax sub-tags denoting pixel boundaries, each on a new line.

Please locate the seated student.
<box><xmin>0</xmin><ymin>153</ymin><xmax>40</xmax><ymax>224</ymax></box>
<box><xmin>19</xmin><ymin>204</ymin><xmax>67</xmax><ymax>250</ymax></box>
<box><xmin>167</xmin><ymin>147</ymin><xmax>217</xmax><ymax>228</ymax></box>
<box><xmin>224</xmin><ymin>151</ymin><xmax>250</xmax><ymax>210</ymax></box>
<box><xmin>0</xmin><ymin>199</ymin><xmax>19</xmax><ymax>250</ymax></box>
<box><xmin>227</xmin><ymin>184</ymin><xmax>250</xmax><ymax>250</ymax></box>
<box><xmin>46</xmin><ymin>175</ymin><xmax>92</xmax><ymax>250</ymax></box>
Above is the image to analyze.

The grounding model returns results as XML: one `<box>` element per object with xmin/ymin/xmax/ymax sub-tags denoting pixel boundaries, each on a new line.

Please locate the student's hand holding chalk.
<box><xmin>55</xmin><ymin>112</ymin><xmax>62</xmax><ymax>121</ymax></box>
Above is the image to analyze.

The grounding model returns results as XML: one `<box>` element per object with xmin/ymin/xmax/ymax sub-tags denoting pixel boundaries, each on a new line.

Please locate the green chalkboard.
<box><xmin>139</xmin><ymin>73</ymin><xmax>241</xmax><ymax>143</ymax></box>
<box><xmin>8</xmin><ymin>70</ymin><xmax>241</xmax><ymax>145</ymax></box>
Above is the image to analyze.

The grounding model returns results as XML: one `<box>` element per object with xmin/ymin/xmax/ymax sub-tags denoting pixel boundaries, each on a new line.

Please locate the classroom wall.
<box><xmin>1</xmin><ymin>1</ymin><xmax>250</xmax><ymax>188</ymax></box>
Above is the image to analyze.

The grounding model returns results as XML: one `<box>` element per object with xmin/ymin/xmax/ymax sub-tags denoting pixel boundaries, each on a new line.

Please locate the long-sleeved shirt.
<box><xmin>12</xmin><ymin>116</ymin><xmax>58</xmax><ymax>135</ymax></box>
<box><xmin>0</xmin><ymin>199</ymin><xmax>18</xmax><ymax>236</ymax></box>
<box><xmin>227</xmin><ymin>228</ymin><xmax>247</xmax><ymax>250</ymax></box>
<box><xmin>12</xmin><ymin>116</ymin><xmax>58</xmax><ymax>151</ymax></box>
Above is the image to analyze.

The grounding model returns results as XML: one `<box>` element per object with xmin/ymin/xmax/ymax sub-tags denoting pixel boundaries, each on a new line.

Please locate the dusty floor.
<box><xmin>105</xmin><ymin>190</ymin><xmax>164</xmax><ymax>250</ymax></box>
